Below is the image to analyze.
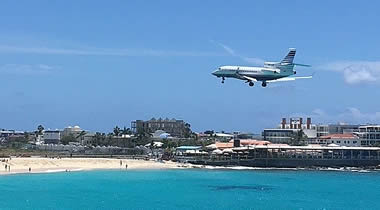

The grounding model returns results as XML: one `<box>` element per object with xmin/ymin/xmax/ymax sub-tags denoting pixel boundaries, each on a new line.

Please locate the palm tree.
<box><xmin>122</xmin><ymin>126</ymin><xmax>132</xmax><ymax>135</ymax></box>
<box><xmin>107</xmin><ymin>133</ymin><xmax>114</xmax><ymax>146</ymax></box>
<box><xmin>290</xmin><ymin>129</ymin><xmax>308</xmax><ymax>146</ymax></box>
<box><xmin>76</xmin><ymin>130</ymin><xmax>87</xmax><ymax>144</ymax></box>
<box><xmin>93</xmin><ymin>132</ymin><xmax>102</xmax><ymax>146</ymax></box>
<box><xmin>184</xmin><ymin>123</ymin><xmax>192</xmax><ymax>138</ymax></box>
<box><xmin>76</xmin><ymin>130</ymin><xmax>86</xmax><ymax>138</ymax></box>
<box><xmin>37</xmin><ymin>125</ymin><xmax>44</xmax><ymax>135</ymax></box>
<box><xmin>137</xmin><ymin>131</ymin><xmax>151</xmax><ymax>140</ymax></box>
<box><xmin>60</xmin><ymin>134</ymin><xmax>76</xmax><ymax>145</ymax></box>
<box><xmin>113</xmin><ymin>126</ymin><xmax>121</xmax><ymax>137</ymax></box>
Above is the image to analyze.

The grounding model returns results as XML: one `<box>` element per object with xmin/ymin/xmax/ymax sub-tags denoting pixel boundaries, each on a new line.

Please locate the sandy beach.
<box><xmin>0</xmin><ymin>157</ymin><xmax>181</xmax><ymax>175</ymax></box>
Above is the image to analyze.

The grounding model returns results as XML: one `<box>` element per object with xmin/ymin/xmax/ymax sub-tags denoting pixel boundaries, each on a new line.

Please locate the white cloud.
<box><xmin>293</xmin><ymin>107</ymin><xmax>380</xmax><ymax>124</ymax></box>
<box><xmin>311</xmin><ymin>108</ymin><xmax>326</xmax><ymax>117</ymax></box>
<box><xmin>0</xmin><ymin>64</ymin><xmax>57</xmax><ymax>75</ymax></box>
<box><xmin>320</xmin><ymin>61</ymin><xmax>380</xmax><ymax>84</ymax></box>
<box><xmin>210</xmin><ymin>40</ymin><xmax>264</xmax><ymax>65</ymax></box>
<box><xmin>339</xmin><ymin>107</ymin><xmax>380</xmax><ymax>122</ymax></box>
<box><xmin>38</xmin><ymin>64</ymin><xmax>54</xmax><ymax>70</ymax></box>
<box><xmin>0</xmin><ymin>45</ymin><xmax>224</xmax><ymax>57</ymax></box>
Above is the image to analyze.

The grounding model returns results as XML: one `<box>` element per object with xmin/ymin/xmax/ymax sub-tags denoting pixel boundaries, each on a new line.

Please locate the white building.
<box><xmin>0</xmin><ymin>130</ymin><xmax>24</xmax><ymax>138</ymax></box>
<box><xmin>80</xmin><ymin>133</ymin><xmax>95</xmax><ymax>145</ymax></box>
<box><xmin>62</xmin><ymin>125</ymin><xmax>82</xmax><ymax>137</ymax></box>
<box><xmin>356</xmin><ymin>125</ymin><xmax>380</xmax><ymax>146</ymax></box>
<box><xmin>279</xmin><ymin>117</ymin><xmax>328</xmax><ymax>137</ymax></box>
<box><xmin>317</xmin><ymin>134</ymin><xmax>360</xmax><ymax>146</ymax></box>
<box><xmin>215</xmin><ymin>133</ymin><xmax>234</xmax><ymax>141</ymax></box>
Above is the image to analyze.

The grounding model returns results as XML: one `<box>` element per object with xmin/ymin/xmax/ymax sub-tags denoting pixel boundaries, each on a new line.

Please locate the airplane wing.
<box><xmin>267</xmin><ymin>76</ymin><xmax>312</xmax><ymax>83</ymax></box>
<box><xmin>241</xmin><ymin>75</ymin><xmax>257</xmax><ymax>82</ymax></box>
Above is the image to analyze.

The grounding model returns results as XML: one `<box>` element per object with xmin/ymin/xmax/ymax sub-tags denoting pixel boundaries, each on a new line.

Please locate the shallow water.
<box><xmin>0</xmin><ymin>169</ymin><xmax>379</xmax><ymax>209</ymax></box>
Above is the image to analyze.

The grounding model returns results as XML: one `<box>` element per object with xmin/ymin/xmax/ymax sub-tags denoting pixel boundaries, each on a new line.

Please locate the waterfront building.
<box><xmin>262</xmin><ymin>129</ymin><xmax>297</xmax><ymax>144</ymax></box>
<box><xmin>214</xmin><ymin>133</ymin><xmax>234</xmax><ymax>141</ymax></box>
<box><xmin>263</xmin><ymin>117</ymin><xmax>329</xmax><ymax>144</ymax></box>
<box><xmin>356</xmin><ymin>125</ymin><xmax>380</xmax><ymax>146</ymax></box>
<box><xmin>317</xmin><ymin>133</ymin><xmax>360</xmax><ymax>146</ymax></box>
<box><xmin>80</xmin><ymin>133</ymin><xmax>95</xmax><ymax>145</ymax></box>
<box><xmin>328</xmin><ymin>123</ymin><xmax>360</xmax><ymax>134</ymax></box>
<box><xmin>0</xmin><ymin>130</ymin><xmax>24</xmax><ymax>138</ymax></box>
<box><xmin>315</xmin><ymin>124</ymin><xmax>329</xmax><ymax>137</ymax></box>
<box><xmin>206</xmin><ymin>140</ymin><xmax>271</xmax><ymax>150</ymax></box>
<box><xmin>131</xmin><ymin>118</ymin><xmax>191</xmax><ymax>138</ymax></box>
<box><xmin>184</xmin><ymin>144</ymin><xmax>380</xmax><ymax>168</ymax></box>
<box><xmin>62</xmin><ymin>125</ymin><xmax>83</xmax><ymax>137</ymax></box>
<box><xmin>279</xmin><ymin>117</ymin><xmax>313</xmax><ymax>130</ymax></box>
<box><xmin>43</xmin><ymin>130</ymin><xmax>61</xmax><ymax>144</ymax></box>
<box><xmin>175</xmin><ymin>146</ymin><xmax>202</xmax><ymax>156</ymax></box>
<box><xmin>236</xmin><ymin>139</ymin><xmax>271</xmax><ymax>146</ymax></box>
<box><xmin>209</xmin><ymin>142</ymin><xmax>234</xmax><ymax>150</ymax></box>
<box><xmin>60</xmin><ymin>125</ymin><xmax>93</xmax><ymax>145</ymax></box>
<box><xmin>264</xmin><ymin>117</ymin><xmax>362</xmax><ymax>145</ymax></box>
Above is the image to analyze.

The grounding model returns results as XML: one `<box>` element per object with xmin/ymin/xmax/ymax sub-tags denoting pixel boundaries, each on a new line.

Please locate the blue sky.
<box><xmin>1</xmin><ymin>1</ymin><xmax>380</xmax><ymax>133</ymax></box>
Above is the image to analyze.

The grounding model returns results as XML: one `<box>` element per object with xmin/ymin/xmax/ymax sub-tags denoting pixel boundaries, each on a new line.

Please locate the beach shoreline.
<box><xmin>0</xmin><ymin>157</ymin><xmax>378</xmax><ymax>176</ymax></box>
<box><xmin>0</xmin><ymin>157</ymin><xmax>182</xmax><ymax>176</ymax></box>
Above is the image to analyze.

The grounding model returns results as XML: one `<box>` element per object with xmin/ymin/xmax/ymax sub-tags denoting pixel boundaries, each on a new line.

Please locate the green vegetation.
<box><xmin>290</xmin><ymin>129</ymin><xmax>308</xmax><ymax>146</ymax></box>
<box><xmin>60</xmin><ymin>134</ymin><xmax>77</xmax><ymax>145</ymax></box>
<box><xmin>2</xmin><ymin>136</ymin><xmax>29</xmax><ymax>149</ymax></box>
<box><xmin>122</xmin><ymin>126</ymin><xmax>132</xmax><ymax>135</ymax></box>
<box><xmin>113</xmin><ymin>126</ymin><xmax>121</xmax><ymax>136</ymax></box>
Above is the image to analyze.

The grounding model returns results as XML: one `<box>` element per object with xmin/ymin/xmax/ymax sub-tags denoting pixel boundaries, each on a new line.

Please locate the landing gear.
<box><xmin>249</xmin><ymin>81</ymin><xmax>254</xmax><ymax>87</ymax></box>
<box><xmin>221</xmin><ymin>77</ymin><xmax>225</xmax><ymax>83</ymax></box>
<box><xmin>262</xmin><ymin>81</ymin><xmax>267</xmax><ymax>87</ymax></box>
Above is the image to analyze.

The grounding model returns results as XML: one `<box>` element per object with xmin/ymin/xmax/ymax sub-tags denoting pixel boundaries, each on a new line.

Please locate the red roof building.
<box><xmin>318</xmin><ymin>133</ymin><xmax>359</xmax><ymax>146</ymax></box>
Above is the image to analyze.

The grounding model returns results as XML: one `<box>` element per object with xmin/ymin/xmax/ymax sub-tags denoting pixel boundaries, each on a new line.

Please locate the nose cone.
<box><xmin>212</xmin><ymin>69</ymin><xmax>219</xmax><ymax>76</ymax></box>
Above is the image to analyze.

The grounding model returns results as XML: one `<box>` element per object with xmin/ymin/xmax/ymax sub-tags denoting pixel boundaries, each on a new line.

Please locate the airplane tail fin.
<box><xmin>279</xmin><ymin>48</ymin><xmax>311</xmax><ymax>72</ymax></box>
<box><xmin>281</xmin><ymin>48</ymin><xmax>296</xmax><ymax>64</ymax></box>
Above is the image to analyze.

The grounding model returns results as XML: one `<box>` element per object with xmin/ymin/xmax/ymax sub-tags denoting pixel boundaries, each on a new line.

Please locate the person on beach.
<box><xmin>5</xmin><ymin>164</ymin><xmax>7</xmax><ymax>171</ymax></box>
<box><xmin>125</xmin><ymin>164</ymin><xmax>128</xmax><ymax>170</ymax></box>
<box><xmin>29</xmin><ymin>167</ymin><xmax>31</xmax><ymax>172</ymax></box>
<box><xmin>8</xmin><ymin>165</ymin><xmax>10</xmax><ymax>172</ymax></box>
<box><xmin>120</xmin><ymin>160</ymin><xmax>122</xmax><ymax>167</ymax></box>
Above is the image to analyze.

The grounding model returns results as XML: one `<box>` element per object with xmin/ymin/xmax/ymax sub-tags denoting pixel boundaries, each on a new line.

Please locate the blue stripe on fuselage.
<box><xmin>216</xmin><ymin>70</ymin><xmax>290</xmax><ymax>81</ymax></box>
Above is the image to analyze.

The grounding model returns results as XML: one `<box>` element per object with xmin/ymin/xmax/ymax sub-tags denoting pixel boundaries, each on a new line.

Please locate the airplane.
<box><xmin>211</xmin><ymin>48</ymin><xmax>312</xmax><ymax>87</ymax></box>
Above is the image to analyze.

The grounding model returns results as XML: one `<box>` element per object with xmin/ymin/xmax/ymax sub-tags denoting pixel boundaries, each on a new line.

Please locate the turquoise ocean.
<box><xmin>0</xmin><ymin>169</ymin><xmax>379</xmax><ymax>209</ymax></box>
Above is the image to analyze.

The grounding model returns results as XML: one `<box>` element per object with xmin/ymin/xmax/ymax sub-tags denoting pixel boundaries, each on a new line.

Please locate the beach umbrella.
<box><xmin>206</xmin><ymin>144</ymin><xmax>217</xmax><ymax>150</ymax></box>
<box><xmin>212</xmin><ymin>149</ymin><xmax>223</xmax><ymax>155</ymax></box>
<box><xmin>223</xmin><ymin>148</ymin><xmax>234</xmax><ymax>153</ymax></box>
<box><xmin>232</xmin><ymin>147</ymin><xmax>248</xmax><ymax>151</ymax></box>
<box><xmin>185</xmin><ymin>150</ymin><xmax>196</xmax><ymax>154</ymax></box>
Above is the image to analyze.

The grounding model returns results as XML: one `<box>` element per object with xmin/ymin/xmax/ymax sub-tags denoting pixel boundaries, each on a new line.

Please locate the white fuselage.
<box><xmin>212</xmin><ymin>49</ymin><xmax>311</xmax><ymax>87</ymax></box>
<box><xmin>212</xmin><ymin>64</ymin><xmax>295</xmax><ymax>82</ymax></box>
